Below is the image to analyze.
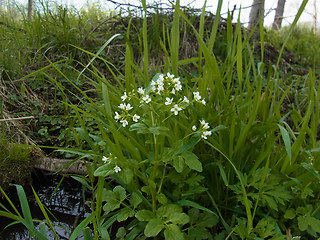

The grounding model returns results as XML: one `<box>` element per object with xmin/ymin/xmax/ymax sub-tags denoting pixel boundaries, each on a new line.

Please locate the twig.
<box><xmin>0</xmin><ymin>116</ymin><xmax>34</xmax><ymax>122</ymax></box>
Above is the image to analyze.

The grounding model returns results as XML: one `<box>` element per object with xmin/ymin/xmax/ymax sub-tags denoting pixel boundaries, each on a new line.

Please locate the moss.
<box><xmin>0</xmin><ymin>134</ymin><xmax>33</xmax><ymax>191</ymax></box>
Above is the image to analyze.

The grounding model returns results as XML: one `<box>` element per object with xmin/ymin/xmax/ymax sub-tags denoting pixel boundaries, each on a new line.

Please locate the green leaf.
<box><xmin>217</xmin><ymin>162</ymin><xmax>229</xmax><ymax>186</ymax></box>
<box><xmin>188</xmin><ymin>208</ymin><xmax>200</xmax><ymax>225</ymax></box>
<box><xmin>94</xmin><ymin>164</ymin><xmax>114</xmax><ymax>177</ymax></box>
<box><xmin>254</xmin><ymin>218</ymin><xmax>279</xmax><ymax>238</ymax></box>
<box><xmin>149</xmin><ymin>126</ymin><xmax>170</xmax><ymax>136</ymax></box>
<box><xmin>38</xmin><ymin>223</ymin><xmax>47</xmax><ymax>238</ymax></box>
<box><xmin>116</xmin><ymin>227</ymin><xmax>126</xmax><ymax>238</ymax></box>
<box><xmin>117</xmin><ymin>207</ymin><xmax>135</xmax><ymax>222</ymax></box>
<box><xmin>157</xmin><ymin>204</ymin><xmax>182</xmax><ymax>218</ymax></box>
<box><xmin>70</xmin><ymin>213</ymin><xmax>95</xmax><ymax>240</ymax></box>
<box><xmin>148</xmin><ymin>127</ymin><xmax>160</xmax><ymax>135</ymax></box>
<box><xmin>196</xmin><ymin>212</ymin><xmax>219</xmax><ymax>228</ymax></box>
<box><xmin>173</xmin><ymin>156</ymin><xmax>184</xmax><ymax>173</ymax></box>
<box><xmin>301</xmin><ymin>162</ymin><xmax>320</xmax><ymax>181</ymax></box>
<box><xmin>278</xmin><ymin>124</ymin><xmax>292</xmax><ymax>161</ymax></box>
<box><xmin>182</xmin><ymin>151</ymin><xmax>202</xmax><ymax>172</ymax></box>
<box><xmin>169</xmin><ymin>212</ymin><xmax>190</xmax><ymax>225</ymax></box>
<box><xmin>83</xmin><ymin>227</ymin><xmax>93</xmax><ymax>240</ymax></box>
<box><xmin>71</xmin><ymin>176</ymin><xmax>92</xmax><ymax>190</ymax></box>
<box><xmin>188</xmin><ymin>228</ymin><xmax>211</xmax><ymax>240</ymax></box>
<box><xmin>31</xmin><ymin>187</ymin><xmax>58</xmax><ymax>238</ymax></box>
<box><xmin>144</xmin><ymin>218</ymin><xmax>164</xmax><ymax>237</ymax></box>
<box><xmin>135</xmin><ymin>210</ymin><xmax>155</xmax><ymax>221</ymax></box>
<box><xmin>15</xmin><ymin>185</ymin><xmax>34</xmax><ymax>229</ymax></box>
<box><xmin>187</xmin><ymin>208</ymin><xmax>218</xmax><ymax>239</ymax></box>
<box><xmin>157</xmin><ymin>193</ymin><xmax>168</xmax><ymax>205</ymax></box>
<box><xmin>284</xmin><ymin>209</ymin><xmax>296</xmax><ymax>219</ymax></box>
<box><xmin>164</xmin><ymin>224</ymin><xmax>184</xmax><ymax>240</ymax></box>
<box><xmin>308</xmin><ymin>216</ymin><xmax>320</xmax><ymax>233</ymax></box>
<box><xmin>102</xmin><ymin>192</ymin><xmax>120</xmax><ymax>213</ymax></box>
<box><xmin>129</xmin><ymin>123</ymin><xmax>149</xmax><ymax>134</ymax></box>
<box><xmin>176</xmin><ymin>136</ymin><xmax>200</xmax><ymax>155</ymax></box>
<box><xmin>298</xmin><ymin>216</ymin><xmax>308</xmax><ymax>231</ymax></box>
<box><xmin>98</xmin><ymin>225</ymin><xmax>110</xmax><ymax>240</ymax></box>
<box><xmin>301</xmin><ymin>186</ymin><xmax>314</xmax><ymax>199</ymax></box>
<box><xmin>102</xmin><ymin>186</ymin><xmax>126</xmax><ymax>213</ymax></box>
<box><xmin>118</xmin><ymin>168</ymin><xmax>134</xmax><ymax>184</ymax></box>
<box><xmin>130</xmin><ymin>192</ymin><xmax>142</xmax><ymax>209</ymax></box>
<box><xmin>177</xmin><ymin>200</ymin><xmax>218</xmax><ymax>218</ymax></box>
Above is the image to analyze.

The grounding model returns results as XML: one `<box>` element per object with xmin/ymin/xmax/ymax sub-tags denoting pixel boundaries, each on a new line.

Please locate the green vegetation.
<box><xmin>0</xmin><ymin>134</ymin><xmax>33</xmax><ymax>190</ymax></box>
<box><xmin>1</xmin><ymin>0</ymin><xmax>320</xmax><ymax>239</ymax></box>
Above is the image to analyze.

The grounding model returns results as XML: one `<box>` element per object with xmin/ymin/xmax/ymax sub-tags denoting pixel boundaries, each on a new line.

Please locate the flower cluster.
<box><xmin>193</xmin><ymin>91</ymin><xmax>206</xmax><ymax>105</ymax></box>
<box><xmin>113</xmin><ymin>73</ymin><xmax>208</xmax><ymax>128</ymax></box>
<box><xmin>192</xmin><ymin>120</ymin><xmax>212</xmax><ymax>140</ymax></box>
<box><xmin>114</xmin><ymin>96</ymin><xmax>140</xmax><ymax>127</ymax></box>
<box><xmin>150</xmin><ymin>72</ymin><xmax>182</xmax><ymax>95</ymax></box>
<box><xmin>102</xmin><ymin>154</ymin><xmax>121</xmax><ymax>173</ymax></box>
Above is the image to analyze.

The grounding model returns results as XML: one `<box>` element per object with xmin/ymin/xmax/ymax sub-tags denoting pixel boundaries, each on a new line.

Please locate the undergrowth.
<box><xmin>0</xmin><ymin>133</ymin><xmax>33</xmax><ymax>191</ymax></box>
<box><xmin>0</xmin><ymin>0</ymin><xmax>320</xmax><ymax>239</ymax></box>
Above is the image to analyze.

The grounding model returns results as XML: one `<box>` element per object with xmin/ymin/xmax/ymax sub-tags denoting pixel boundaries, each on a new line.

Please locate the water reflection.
<box><xmin>0</xmin><ymin>170</ymin><xmax>90</xmax><ymax>239</ymax></box>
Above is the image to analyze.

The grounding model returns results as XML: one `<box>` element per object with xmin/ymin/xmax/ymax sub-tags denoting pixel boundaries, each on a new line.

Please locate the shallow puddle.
<box><xmin>0</xmin><ymin>170</ymin><xmax>90</xmax><ymax>239</ymax></box>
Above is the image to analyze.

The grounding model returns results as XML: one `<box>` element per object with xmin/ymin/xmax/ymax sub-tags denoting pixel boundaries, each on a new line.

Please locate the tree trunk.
<box><xmin>28</xmin><ymin>0</ymin><xmax>33</xmax><ymax>20</ymax></box>
<box><xmin>272</xmin><ymin>0</ymin><xmax>286</xmax><ymax>30</ymax></box>
<box><xmin>248</xmin><ymin>0</ymin><xmax>265</xmax><ymax>30</ymax></box>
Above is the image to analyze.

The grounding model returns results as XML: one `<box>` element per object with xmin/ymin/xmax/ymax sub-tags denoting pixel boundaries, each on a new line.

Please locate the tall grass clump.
<box><xmin>0</xmin><ymin>1</ymin><xmax>121</xmax><ymax>148</ymax></box>
<box><xmin>266</xmin><ymin>24</ymin><xmax>320</xmax><ymax>72</ymax></box>
<box><xmin>2</xmin><ymin>0</ymin><xmax>320</xmax><ymax>239</ymax></box>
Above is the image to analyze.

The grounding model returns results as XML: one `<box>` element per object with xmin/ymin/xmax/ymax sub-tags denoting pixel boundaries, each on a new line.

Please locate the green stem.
<box><xmin>150</xmin><ymin>112</ymin><xmax>159</xmax><ymax>212</ymax></box>
<box><xmin>157</xmin><ymin>164</ymin><xmax>167</xmax><ymax>194</ymax></box>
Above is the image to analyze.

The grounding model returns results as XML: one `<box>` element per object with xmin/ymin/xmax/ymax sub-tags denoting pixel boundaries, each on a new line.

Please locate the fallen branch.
<box><xmin>35</xmin><ymin>157</ymin><xmax>89</xmax><ymax>175</ymax></box>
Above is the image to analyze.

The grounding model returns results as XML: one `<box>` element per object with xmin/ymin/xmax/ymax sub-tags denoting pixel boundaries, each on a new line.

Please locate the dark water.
<box><xmin>0</xmin><ymin>170</ymin><xmax>90</xmax><ymax>240</ymax></box>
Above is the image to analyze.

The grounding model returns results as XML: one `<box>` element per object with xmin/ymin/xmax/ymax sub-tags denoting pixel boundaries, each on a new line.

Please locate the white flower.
<box><xmin>138</xmin><ymin>87</ymin><xmax>145</xmax><ymax>95</ymax></box>
<box><xmin>183</xmin><ymin>96</ymin><xmax>189</xmax><ymax>103</ymax></box>
<box><xmin>171</xmin><ymin>88</ymin><xmax>176</xmax><ymax>95</ymax></box>
<box><xmin>114</xmin><ymin>111</ymin><xmax>120</xmax><ymax>120</ymax></box>
<box><xmin>114</xmin><ymin>166</ymin><xmax>121</xmax><ymax>173</ymax></box>
<box><xmin>102</xmin><ymin>156</ymin><xmax>110</xmax><ymax>164</ymax></box>
<box><xmin>142</xmin><ymin>95</ymin><xmax>151</xmax><ymax>103</ymax></box>
<box><xmin>120</xmin><ymin>119</ymin><xmax>128</xmax><ymax>127</ymax></box>
<box><xmin>201</xmin><ymin>99</ymin><xmax>206</xmax><ymax>105</ymax></box>
<box><xmin>132</xmin><ymin>114</ymin><xmax>140</xmax><ymax>122</ymax></box>
<box><xmin>158</xmin><ymin>74</ymin><xmax>164</xmax><ymax>82</ymax></box>
<box><xmin>200</xmin><ymin>120</ymin><xmax>210</xmax><ymax>129</ymax></box>
<box><xmin>201</xmin><ymin>131</ymin><xmax>212</xmax><ymax>139</ymax></box>
<box><xmin>150</xmin><ymin>86</ymin><xmax>156</xmax><ymax>92</ymax></box>
<box><xmin>121</xmin><ymin>92</ymin><xmax>127</xmax><ymax>101</ymax></box>
<box><xmin>192</xmin><ymin>125</ymin><xmax>197</xmax><ymax>131</ymax></box>
<box><xmin>118</xmin><ymin>103</ymin><xmax>126</xmax><ymax>110</ymax></box>
<box><xmin>172</xmin><ymin>77</ymin><xmax>180</xmax><ymax>83</ymax></box>
<box><xmin>193</xmin><ymin>91</ymin><xmax>202</xmax><ymax>101</ymax></box>
<box><xmin>175</xmin><ymin>83</ymin><xmax>182</xmax><ymax>91</ymax></box>
<box><xmin>125</xmin><ymin>103</ymin><xmax>133</xmax><ymax>111</ymax></box>
<box><xmin>157</xmin><ymin>84</ymin><xmax>164</xmax><ymax>92</ymax></box>
<box><xmin>156</xmin><ymin>77</ymin><xmax>164</xmax><ymax>85</ymax></box>
<box><xmin>166</xmin><ymin>72</ymin><xmax>174</xmax><ymax>79</ymax></box>
<box><xmin>171</xmin><ymin>104</ymin><xmax>182</xmax><ymax>115</ymax></box>
<box><xmin>165</xmin><ymin>97</ymin><xmax>173</xmax><ymax>105</ymax></box>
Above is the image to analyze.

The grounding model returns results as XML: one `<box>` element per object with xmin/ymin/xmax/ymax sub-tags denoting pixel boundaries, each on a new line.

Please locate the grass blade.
<box><xmin>170</xmin><ymin>0</ymin><xmax>180</xmax><ymax>76</ymax></box>
<box><xmin>70</xmin><ymin>213</ymin><xmax>95</xmax><ymax>240</ymax></box>
<box><xmin>278</xmin><ymin>123</ymin><xmax>292</xmax><ymax>162</ymax></box>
